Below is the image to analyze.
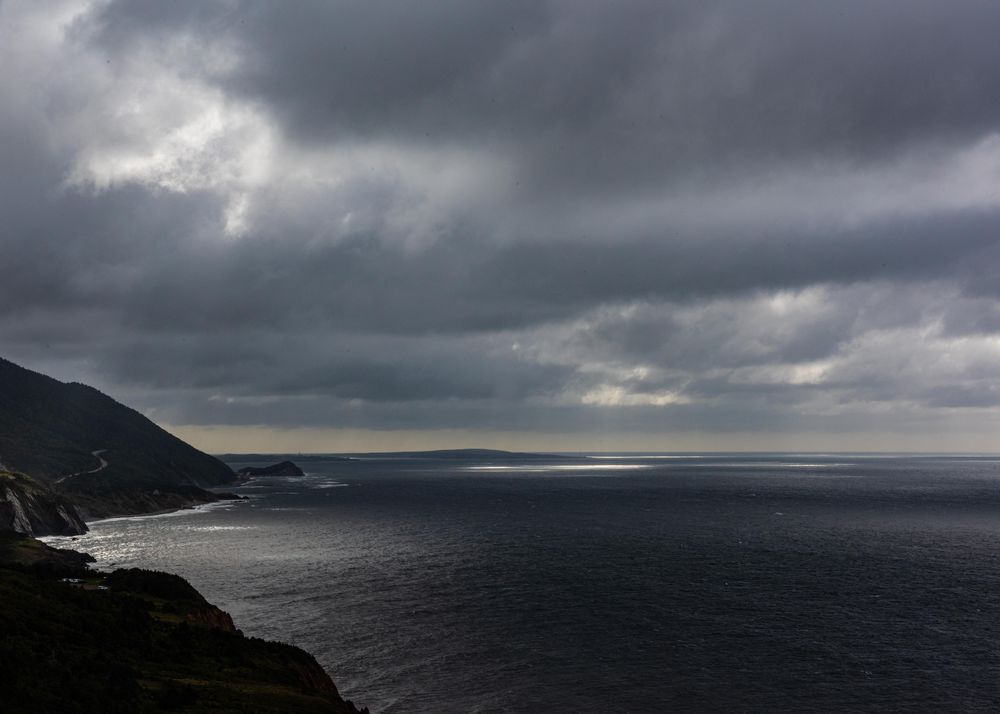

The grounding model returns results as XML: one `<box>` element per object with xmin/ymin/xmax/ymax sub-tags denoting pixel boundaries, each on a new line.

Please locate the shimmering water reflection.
<box><xmin>45</xmin><ymin>454</ymin><xmax>1000</xmax><ymax>713</ymax></box>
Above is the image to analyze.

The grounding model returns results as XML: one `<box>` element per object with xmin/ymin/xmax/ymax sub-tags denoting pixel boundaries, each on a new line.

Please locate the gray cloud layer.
<box><xmin>3</xmin><ymin>0</ymin><xmax>1000</xmax><ymax>449</ymax></box>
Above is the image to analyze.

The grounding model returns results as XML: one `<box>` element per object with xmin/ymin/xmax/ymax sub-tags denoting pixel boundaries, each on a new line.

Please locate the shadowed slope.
<box><xmin>0</xmin><ymin>356</ymin><xmax>237</xmax><ymax>520</ymax></box>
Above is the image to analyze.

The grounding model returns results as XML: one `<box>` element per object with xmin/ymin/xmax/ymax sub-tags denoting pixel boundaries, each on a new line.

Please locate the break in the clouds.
<box><xmin>2</xmin><ymin>0</ymin><xmax>1000</xmax><ymax>451</ymax></box>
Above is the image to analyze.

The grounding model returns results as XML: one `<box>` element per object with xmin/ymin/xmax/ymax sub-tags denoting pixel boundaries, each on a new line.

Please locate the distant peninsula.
<box><xmin>345</xmin><ymin>448</ymin><xmax>585</xmax><ymax>461</ymax></box>
<box><xmin>0</xmin><ymin>354</ymin><xmax>596</xmax><ymax>713</ymax></box>
<box><xmin>237</xmin><ymin>461</ymin><xmax>306</xmax><ymax>477</ymax></box>
<box><xmin>218</xmin><ymin>453</ymin><xmax>356</xmax><ymax>463</ymax></box>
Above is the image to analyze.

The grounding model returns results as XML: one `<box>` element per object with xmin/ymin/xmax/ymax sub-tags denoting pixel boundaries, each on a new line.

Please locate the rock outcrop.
<box><xmin>0</xmin><ymin>470</ymin><xmax>87</xmax><ymax>535</ymax></box>
<box><xmin>0</xmin><ymin>530</ymin><xmax>94</xmax><ymax>573</ymax></box>
<box><xmin>0</xmin><ymin>539</ymin><xmax>369</xmax><ymax>713</ymax></box>
<box><xmin>237</xmin><ymin>460</ymin><xmax>306</xmax><ymax>477</ymax></box>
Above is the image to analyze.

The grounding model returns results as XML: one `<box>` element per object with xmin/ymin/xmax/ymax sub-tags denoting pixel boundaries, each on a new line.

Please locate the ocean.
<box><xmin>45</xmin><ymin>454</ymin><xmax>1000</xmax><ymax>712</ymax></box>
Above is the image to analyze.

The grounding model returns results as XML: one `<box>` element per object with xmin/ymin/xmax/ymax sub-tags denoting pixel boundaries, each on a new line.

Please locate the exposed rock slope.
<box><xmin>0</xmin><ymin>356</ymin><xmax>238</xmax><ymax>523</ymax></box>
<box><xmin>0</xmin><ymin>470</ymin><xmax>87</xmax><ymax>535</ymax></box>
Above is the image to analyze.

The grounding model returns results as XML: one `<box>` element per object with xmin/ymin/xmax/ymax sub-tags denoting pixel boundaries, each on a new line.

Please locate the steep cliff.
<box><xmin>0</xmin><ymin>535</ymin><xmax>369</xmax><ymax>713</ymax></box>
<box><xmin>0</xmin><ymin>470</ymin><xmax>87</xmax><ymax>535</ymax></box>
<box><xmin>0</xmin><ymin>356</ymin><xmax>239</xmax><ymax>525</ymax></box>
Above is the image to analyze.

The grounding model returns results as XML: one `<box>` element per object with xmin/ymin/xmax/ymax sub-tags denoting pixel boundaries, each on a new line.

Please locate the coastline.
<box><xmin>19</xmin><ymin>479</ymin><xmax>371</xmax><ymax>713</ymax></box>
<box><xmin>0</xmin><ymin>530</ymin><xmax>370</xmax><ymax>713</ymax></box>
<box><xmin>41</xmin><ymin>467</ymin><xmax>260</xmax><ymax>553</ymax></box>
<box><xmin>39</xmin><ymin>495</ymin><xmax>253</xmax><ymax>574</ymax></box>
<box><xmin>88</xmin><ymin>495</ymin><xmax>244</xmax><ymax>525</ymax></box>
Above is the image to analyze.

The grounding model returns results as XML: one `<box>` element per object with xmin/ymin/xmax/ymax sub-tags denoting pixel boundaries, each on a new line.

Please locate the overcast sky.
<box><xmin>3</xmin><ymin>0</ymin><xmax>1000</xmax><ymax>452</ymax></box>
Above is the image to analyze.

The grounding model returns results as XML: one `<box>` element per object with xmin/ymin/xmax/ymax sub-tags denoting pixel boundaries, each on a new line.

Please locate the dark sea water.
<box><xmin>45</xmin><ymin>454</ymin><xmax>1000</xmax><ymax>712</ymax></box>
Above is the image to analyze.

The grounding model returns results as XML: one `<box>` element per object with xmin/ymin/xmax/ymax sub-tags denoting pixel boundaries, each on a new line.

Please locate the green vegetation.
<box><xmin>0</xmin><ymin>356</ymin><xmax>237</xmax><ymax>521</ymax></box>
<box><xmin>0</xmin><ymin>531</ymin><xmax>94</xmax><ymax>573</ymax></box>
<box><xmin>0</xmin><ymin>357</ymin><xmax>369</xmax><ymax>711</ymax></box>
<box><xmin>106</xmin><ymin>568</ymin><xmax>213</xmax><ymax>606</ymax></box>
<box><xmin>0</xmin><ymin>535</ymin><xmax>367</xmax><ymax>713</ymax></box>
<box><xmin>0</xmin><ymin>469</ymin><xmax>39</xmax><ymax>489</ymax></box>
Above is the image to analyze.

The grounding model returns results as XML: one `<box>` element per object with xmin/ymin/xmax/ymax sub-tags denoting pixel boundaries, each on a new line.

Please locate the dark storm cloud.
<box><xmin>85</xmin><ymin>0</ymin><xmax>1000</xmax><ymax>180</ymax></box>
<box><xmin>132</xmin><ymin>386</ymin><xmax>963</xmax><ymax>438</ymax></box>
<box><xmin>86</xmin><ymin>330</ymin><xmax>578</xmax><ymax>403</ymax></box>
<box><xmin>575</xmin><ymin>281</ymin><xmax>949</xmax><ymax>374</ymax></box>
<box><xmin>92</xmin><ymin>210</ymin><xmax>997</xmax><ymax>341</ymax></box>
<box><xmin>7</xmin><ymin>202</ymin><xmax>993</xmax><ymax>339</ymax></box>
<box><xmin>3</xmin><ymin>0</ymin><xmax>1000</xmax><ymax>443</ymax></box>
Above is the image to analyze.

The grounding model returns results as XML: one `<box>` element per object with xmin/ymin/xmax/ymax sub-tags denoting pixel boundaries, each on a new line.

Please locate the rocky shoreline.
<box><xmin>0</xmin><ymin>531</ymin><xmax>370</xmax><ymax>713</ymax></box>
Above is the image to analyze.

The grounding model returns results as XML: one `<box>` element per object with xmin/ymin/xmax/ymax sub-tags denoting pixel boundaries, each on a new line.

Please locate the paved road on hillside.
<box><xmin>55</xmin><ymin>449</ymin><xmax>108</xmax><ymax>484</ymax></box>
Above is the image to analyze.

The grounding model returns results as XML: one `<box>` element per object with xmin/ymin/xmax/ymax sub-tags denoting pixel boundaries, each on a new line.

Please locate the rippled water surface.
<box><xmin>46</xmin><ymin>454</ymin><xmax>1000</xmax><ymax>712</ymax></box>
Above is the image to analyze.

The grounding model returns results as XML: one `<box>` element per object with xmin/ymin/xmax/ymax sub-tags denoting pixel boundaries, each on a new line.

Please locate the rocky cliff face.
<box><xmin>0</xmin><ymin>471</ymin><xmax>87</xmax><ymax>536</ymax></box>
<box><xmin>0</xmin><ymin>549</ymin><xmax>369</xmax><ymax>713</ymax></box>
<box><xmin>185</xmin><ymin>605</ymin><xmax>238</xmax><ymax>632</ymax></box>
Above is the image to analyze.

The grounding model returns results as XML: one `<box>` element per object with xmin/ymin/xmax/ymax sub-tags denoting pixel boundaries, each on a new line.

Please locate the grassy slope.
<box><xmin>0</xmin><ymin>357</ymin><xmax>234</xmax><ymax>489</ymax></box>
<box><xmin>0</xmin><ymin>357</ymin><xmax>238</xmax><ymax>520</ymax></box>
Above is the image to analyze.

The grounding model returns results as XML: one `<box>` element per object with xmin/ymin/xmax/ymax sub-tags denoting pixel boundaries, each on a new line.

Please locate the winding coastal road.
<box><xmin>55</xmin><ymin>449</ymin><xmax>108</xmax><ymax>484</ymax></box>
